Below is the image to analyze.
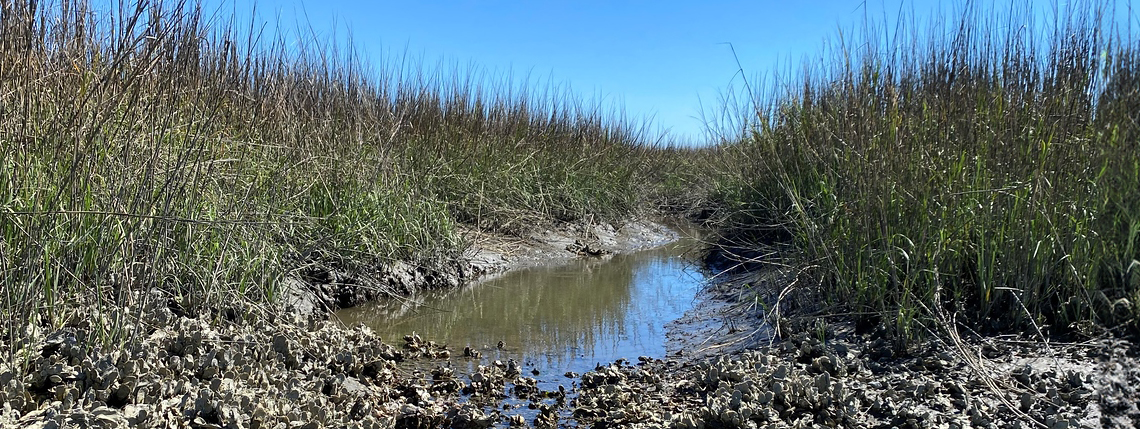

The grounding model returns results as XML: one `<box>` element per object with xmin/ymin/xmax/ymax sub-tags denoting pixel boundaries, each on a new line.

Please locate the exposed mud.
<box><xmin>280</xmin><ymin>219</ymin><xmax>677</xmax><ymax>316</ymax></box>
<box><xmin>664</xmin><ymin>267</ymin><xmax>793</xmax><ymax>361</ymax></box>
<box><xmin>460</xmin><ymin>218</ymin><xmax>679</xmax><ymax>282</ymax></box>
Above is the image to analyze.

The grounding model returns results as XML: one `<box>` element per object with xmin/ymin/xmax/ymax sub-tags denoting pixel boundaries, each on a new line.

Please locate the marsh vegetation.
<box><xmin>0</xmin><ymin>0</ymin><xmax>692</xmax><ymax>351</ymax></box>
<box><xmin>3</xmin><ymin>0</ymin><xmax>1140</xmax><ymax>427</ymax></box>
<box><xmin>707</xmin><ymin>0</ymin><xmax>1140</xmax><ymax>345</ymax></box>
<box><xmin>0</xmin><ymin>0</ymin><xmax>1137</xmax><ymax>399</ymax></box>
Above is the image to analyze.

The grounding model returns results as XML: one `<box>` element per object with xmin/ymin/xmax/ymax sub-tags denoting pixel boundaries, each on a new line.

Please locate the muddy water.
<box><xmin>336</xmin><ymin>236</ymin><xmax>706</xmax><ymax>388</ymax></box>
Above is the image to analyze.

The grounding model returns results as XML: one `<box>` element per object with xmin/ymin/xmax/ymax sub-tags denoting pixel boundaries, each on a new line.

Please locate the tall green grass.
<box><xmin>0</xmin><ymin>0</ymin><xmax>671</xmax><ymax>355</ymax></box>
<box><xmin>714</xmin><ymin>1</ymin><xmax>1140</xmax><ymax>342</ymax></box>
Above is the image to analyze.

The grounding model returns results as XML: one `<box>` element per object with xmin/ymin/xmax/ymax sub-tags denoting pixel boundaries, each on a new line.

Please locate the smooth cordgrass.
<box><xmin>0</xmin><ymin>0</ymin><xmax>678</xmax><ymax>361</ymax></box>
<box><xmin>712</xmin><ymin>1</ymin><xmax>1140</xmax><ymax>344</ymax></box>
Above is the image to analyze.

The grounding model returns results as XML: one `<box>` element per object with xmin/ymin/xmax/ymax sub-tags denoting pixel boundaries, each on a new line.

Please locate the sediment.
<box><xmin>279</xmin><ymin>219</ymin><xmax>678</xmax><ymax>316</ymax></box>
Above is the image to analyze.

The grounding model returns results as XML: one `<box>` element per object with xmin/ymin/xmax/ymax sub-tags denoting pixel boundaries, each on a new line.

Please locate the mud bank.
<box><xmin>664</xmin><ymin>266</ymin><xmax>792</xmax><ymax>361</ymax></box>
<box><xmin>460</xmin><ymin>218</ymin><xmax>680</xmax><ymax>282</ymax></box>
<box><xmin>281</xmin><ymin>218</ymin><xmax>678</xmax><ymax>316</ymax></box>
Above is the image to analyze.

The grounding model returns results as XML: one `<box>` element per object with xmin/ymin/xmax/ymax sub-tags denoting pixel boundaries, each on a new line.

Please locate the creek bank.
<box><xmin>280</xmin><ymin>218</ymin><xmax>678</xmax><ymax>316</ymax></box>
<box><xmin>7</xmin><ymin>220</ymin><xmax>1139</xmax><ymax>428</ymax></box>
<box><xmin>0</xmin><ymin>217</ymin><xmax>683</xmax><ymax>429</ymax></box>
<box><xmin>652</xmin><ymin>248</ymin><xmax>1140</xmax><ymax>428</ymax></box>
<box><xmin>664</xmin><ymin>265</ymin><xmax>793</xmax><ymax>361</ymax></box>
<box><xmin>459</xmin><ymin>218</ymin><xmax>679</xmax><ymax>281</ymax></box>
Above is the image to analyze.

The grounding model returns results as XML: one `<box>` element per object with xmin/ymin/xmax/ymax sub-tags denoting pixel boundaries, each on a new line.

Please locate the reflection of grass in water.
<box><xmin>340</xmin><ymin>244</ymin><xmax>703</xmax><ymax>366</ymax></box>
<box><xmin>386</xmin><ymin>257</ymin><xmax>631</xmax><ymax>359</ymax></box>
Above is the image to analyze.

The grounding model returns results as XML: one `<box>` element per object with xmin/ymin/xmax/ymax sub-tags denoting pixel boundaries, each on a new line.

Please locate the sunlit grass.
<box><xmin>0</xmin><ymin>0</ymin><xmax>679</xmax><ymax>357</ymax></box>
<box><xmin>713</xmin><ymin>1</ymin><xmax>1140</xmax><ymax>343</ymax></box>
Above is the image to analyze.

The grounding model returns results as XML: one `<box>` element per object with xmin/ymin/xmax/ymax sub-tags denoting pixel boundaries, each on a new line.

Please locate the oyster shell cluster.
<box><xmin>402</xmin><ymin>333</ymin><xmax>451</xmax><ymax>359</ymax></box>
<box><xmin>568</xmin><ymin>333</ymin><xmax>1140</xmax><ymax>428</ymax></box>
<box><xmin>0</xmin><ymin>307</ymin><xmax>550</xmax><ymax>429</ymax></box>
<box><xmin>2</xmin><ymin>311</ymin><xmax>431</xmax><ymax>429</ymax></box>
<box><xmin>3</xmin><ymin>299</ymin><xmax>1138</xmax><ymax>429</ymax></box>
<box><xmin>565</xmin><ymin>239</ymin><xmax>611</xmax><ymax>257</ymax></box>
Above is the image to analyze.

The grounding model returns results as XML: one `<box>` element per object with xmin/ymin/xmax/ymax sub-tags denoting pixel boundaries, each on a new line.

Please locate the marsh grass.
<box><xmin>715</xmin><ymin>1</ymin><xmax>1140</xmax><ymax>343</ymax></box>
<box><xmin>0</xmin><ymin>0</ymin><xmax>671</xmax><ymax>360</ymax></box>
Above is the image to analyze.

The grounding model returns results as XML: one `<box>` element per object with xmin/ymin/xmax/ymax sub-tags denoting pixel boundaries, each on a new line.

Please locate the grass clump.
<box><xmin>714</xmin><ymin>1</ymin><xmax>1140</xmax><ymax>342</ymax></box>
<box><xmin>0</xmin><ymin>0</ymin><xmax>667</xmax><ymax>353</ymax></box>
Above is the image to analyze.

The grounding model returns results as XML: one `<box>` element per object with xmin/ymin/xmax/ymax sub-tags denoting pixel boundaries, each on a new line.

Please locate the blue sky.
<box><xmin>198</xmin><ymin>0</ymin><xmax>1136</xmax><ymax>143</ymax></box>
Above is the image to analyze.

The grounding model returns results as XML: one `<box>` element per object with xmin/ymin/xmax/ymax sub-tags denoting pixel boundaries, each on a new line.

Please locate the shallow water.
<box><xmin>335</xmin><ymin>235</ymin><xmax>706</xmax><ymax>388</ymax></box>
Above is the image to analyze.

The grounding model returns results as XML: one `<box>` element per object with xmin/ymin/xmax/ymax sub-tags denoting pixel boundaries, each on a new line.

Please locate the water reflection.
<box><xmin>336</xmin><ymin>237</ymin><xmax>704</xmax><ymax>376</ymax></box>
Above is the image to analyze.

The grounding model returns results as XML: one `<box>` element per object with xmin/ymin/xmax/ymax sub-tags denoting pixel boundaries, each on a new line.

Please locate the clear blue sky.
<box><xmin>199</xmin><ymin>0</ymin><xmax>1136</xmax><ymax>143</ymax></box>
